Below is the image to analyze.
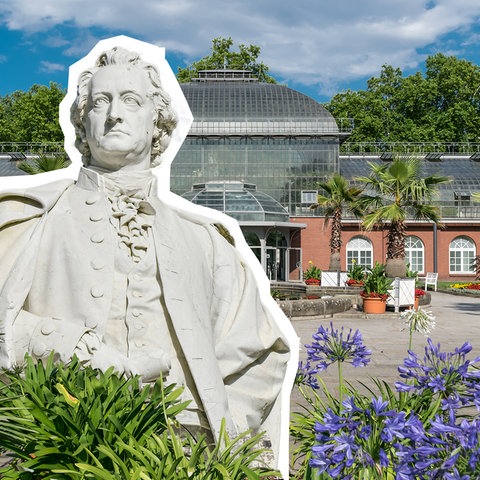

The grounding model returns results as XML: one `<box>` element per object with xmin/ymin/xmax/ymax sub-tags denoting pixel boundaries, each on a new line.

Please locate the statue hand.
<box><xmin>129</xmin><ymin>351</ymin><xmax>171</xmax><ymax>382</ymax></box>
<box><xmin>89</xmin><ymin>344</ymin><xmax>139</xmax><ymax>377</ymax></box>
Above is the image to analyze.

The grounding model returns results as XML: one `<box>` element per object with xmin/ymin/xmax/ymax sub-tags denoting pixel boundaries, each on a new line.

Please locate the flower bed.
<box><xmin>292</xmin><ymin>313</ymin><xmax>480</xmax><ymax>479</ymax></box>
<box><xmin>451</xmin><ymin>282</ymin><xmax>480</xmax><ymax>291</ymax></box>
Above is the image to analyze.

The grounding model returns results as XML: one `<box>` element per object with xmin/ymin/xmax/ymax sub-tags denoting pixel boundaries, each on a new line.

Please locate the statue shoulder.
<box><xmin>0</xmin><ymin>179</ymin><xmax>74</xmax><ymax>228</ymax></box>
<box><xmin>154</xmin><ymin>193</ymin><xmax>238</xmax><ymax>248</ymax></box>
<box><xmin>174</xmin><ymin>208</ymin><xmax>236</xmax><ymax>247</ymax></box>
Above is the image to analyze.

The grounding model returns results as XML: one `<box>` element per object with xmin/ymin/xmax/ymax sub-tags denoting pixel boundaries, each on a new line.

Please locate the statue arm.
<box><xmin>0</xmin><ymin>181</ymin><xmax>93</xmax><ymax>368</ymax></box>
<box><xmin>208</xmin><ymin>225</ymin><xmax>291</xmax><ymax>434</ymax></box>
<box><xmin>0</xmin><ymin>214</ymin><xmax>90</xmax><ymax>367</ymax></box>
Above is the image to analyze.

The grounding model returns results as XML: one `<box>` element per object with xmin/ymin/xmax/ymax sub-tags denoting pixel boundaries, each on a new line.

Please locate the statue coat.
<box><xmin>0</xmin><ymin>173</ymin><xmax>290</xmax><ymax>465</ymax></box>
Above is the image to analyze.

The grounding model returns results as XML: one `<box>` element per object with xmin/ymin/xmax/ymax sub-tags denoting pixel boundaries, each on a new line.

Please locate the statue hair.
<box><xmin>70</xmin><ymin>47</ymin><xmax>179</xmax><ymax>167</ymax></box>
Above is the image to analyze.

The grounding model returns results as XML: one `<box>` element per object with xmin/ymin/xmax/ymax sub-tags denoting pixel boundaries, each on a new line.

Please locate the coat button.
<box><xmin>90</xmin><ymin>233</ymin><xmax>105</xmax><ymax>243</ymax></box>
<box><xmin>90</xmin><ymin>287</ymin><xmax>104</xmax><ymax>298</ymax></box>
<box><xmin>32</xmin><ymin>341</ymin><xmax>47</xmax><ymax>357</ymax></box>
<box><xmin>41</xmin><ymin>321</ymin><xmax>55</xmax><ymax>335</ymax></box>
<box><xmin>132</xmin><ymin>309</ymin><xmax>141</xmax><ymax>317</ymax></box>
<box><xmin>85</xmin><ymin>318</ymin><xmax>98</xmax><ymax>328</ymax></box>
<box><xmin>89</xmin><ymin>213</ymin><xmax>104</xmax><ymax>222</ymax></box>
<box><xmin>85</xmin><ymin>193</ymin><xmax>101</xmax><ymax>205</ymax></box>
<box><xmin>91</xmin><ymin>259</ymin><xmax>106</xmax><ymax>270</ymax></box>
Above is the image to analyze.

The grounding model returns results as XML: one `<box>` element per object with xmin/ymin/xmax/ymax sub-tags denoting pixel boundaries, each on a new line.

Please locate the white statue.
<box><xmin>0</xmin><ymin>36</ymin><xmax>298</xmax><ymax>477</ymax></box>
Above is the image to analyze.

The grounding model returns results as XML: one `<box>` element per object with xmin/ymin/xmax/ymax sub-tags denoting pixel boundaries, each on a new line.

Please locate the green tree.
<box><xmin>424</xmin><ymin>53</ymin><xmax>480</xmax><ymax>142</ymax></box>
<box><xmin>326</xmin><ymin>53</ymin><xmax>480</xmax><ymax>145</ymax></box>
<box><xmin>177</xmin><ymin>37</ymin><xmax>276</xmax><ymax>83</ymax></box>
<box><xmin>356</xmin><ymin>157</ymin><xmax>450</xmax><ymax>277</ymax></box>
<box><xmin>311</xmin><ymin>173</ymin><xmax>363</xmax><ymax>271</ymax></box>
<box><xmin>0</xmin><ymin>82</ymin><xmax>65</xmax><ymax>143</ymax></box>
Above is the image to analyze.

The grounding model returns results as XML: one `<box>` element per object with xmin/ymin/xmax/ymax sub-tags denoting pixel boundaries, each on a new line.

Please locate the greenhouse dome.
<box><xmin>181</xmin><ymin>181</ymin><xmax>290</xmax><ymax>222</ymax></box>
<box><xmin>171</xmin><ymin>70</ymin><xmax>351</xmax><ymax>215</ymax></box>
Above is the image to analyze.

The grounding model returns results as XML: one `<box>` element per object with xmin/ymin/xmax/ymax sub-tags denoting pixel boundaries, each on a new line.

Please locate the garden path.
<box><xmin>291</xmin><ymin>290</ymin><xmax>480</xmax><ymax>401</ymax></box>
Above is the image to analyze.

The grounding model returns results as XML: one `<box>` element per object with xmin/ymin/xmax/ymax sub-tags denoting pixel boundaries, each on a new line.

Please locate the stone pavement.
<box><xmin>290</xmin><ymin>290</ymin><xmax>480</xmax><ymax>399</ymax></box>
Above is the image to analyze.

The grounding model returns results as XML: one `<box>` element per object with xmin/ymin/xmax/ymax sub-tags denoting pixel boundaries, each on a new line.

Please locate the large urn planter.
<box><xmin>362</xmin><ymin>297</ymin><xmax>387</xmax><ymax>314</ymax></box>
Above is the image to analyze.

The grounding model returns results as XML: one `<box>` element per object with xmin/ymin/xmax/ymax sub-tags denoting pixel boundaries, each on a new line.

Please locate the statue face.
<box><xmin>84</xmin><ymin>64</ymin><xmax>156</xmax><ymax>171</ymax></box>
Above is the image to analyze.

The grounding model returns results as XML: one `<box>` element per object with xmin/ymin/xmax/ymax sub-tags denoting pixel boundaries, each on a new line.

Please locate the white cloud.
<box><xmin>43</xmin><ymin>34</ymin><xmax>70</xmax><ymax>48</ymax></box>
<box><xmin>39</xmin><ymin>60</ymin><xmax>65</xmax><ymax>73</ymax></box>
<box><xmin>2</xmin><ymin>0</ymin><xmax>480</xmax><ymax>98</ymax></box>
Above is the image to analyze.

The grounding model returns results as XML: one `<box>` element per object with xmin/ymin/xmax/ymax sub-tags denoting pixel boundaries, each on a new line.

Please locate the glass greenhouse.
<box><xmin>172</xmin><ymin>70</ymin><xmax>350</xmax><ymax>215</ymax></box>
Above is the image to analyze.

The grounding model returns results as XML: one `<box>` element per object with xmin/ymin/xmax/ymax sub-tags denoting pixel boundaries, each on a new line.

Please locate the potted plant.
<box><xmin>360</xmin><ymin>262</ymin><xmax>392</xmax><ymax>314</ymax></box>
<box><xmin>304</xmin><ymin>261</ymin><xmax>321</xmax><ymax>285</ymax></box>
<box><xmin>346</xmin><ymin>260</ymin><xmax>365</xmax><ymax>287</ymax></box>
<box><xmin>414</xmin><ymin>288</ymin><xmax>426</xmax><ymax>310</ymax></box>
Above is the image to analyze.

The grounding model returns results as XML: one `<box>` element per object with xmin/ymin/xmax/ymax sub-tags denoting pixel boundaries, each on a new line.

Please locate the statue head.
<box><xmin>70</xmin><ymin>47</ymin><xmax>178</xmax><ymax>169</ymax></box>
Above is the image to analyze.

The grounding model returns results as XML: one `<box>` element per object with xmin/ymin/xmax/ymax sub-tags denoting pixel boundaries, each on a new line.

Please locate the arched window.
<box><xmin>405</xmin><ymin>236</ymin><xmax>424</xmax><ymax>274</ymax></box>
<box><xmin>449</xmin><ymin>236</ymin><xmax>476</xmax><ymax>274</ymax></box>
<box><xmin>346</xmin><ymin>237</ymin><xmax>373</xmax><ymax>270</ymax></box>
<box><xmin>243</xmin><ymin>232</ymin><xmax>261</xmax><ymax>264</ymax></box>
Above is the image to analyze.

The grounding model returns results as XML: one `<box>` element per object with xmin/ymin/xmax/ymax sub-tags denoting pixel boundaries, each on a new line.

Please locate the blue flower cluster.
<box><xmin>395</xmin><ymin>338</ymin><xmax>480</xmax><ymax>412</ymax></box>
<box><xmin>309</xmin><ymin>338</ymin><xmax>480</xmax><ymax>479</ymax></box>
<box><xmin>312</xmin><ymin>395</ymin><xmax>480</xmax><ymax>479</ymax></box>
<box><xmin>311</xmin><ymin>395</ymin><xmax>422</xmax><ymax>478</ymax></box>
<box><xmin>296</xmin><ymin>359</ymin><xmax>320</xmax><ymax>390</ymax></box>
<box><xmin>305</xmin><ymin>322</ymin><xmax>372</xmax><ymax>371</ymax></box>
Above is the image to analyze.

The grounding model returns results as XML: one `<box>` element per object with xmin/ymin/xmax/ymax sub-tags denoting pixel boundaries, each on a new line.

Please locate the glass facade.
<box><xmin>171</xmin><ymin>71</ymin><xmax>344</xmax><ymax>214</ymax></box>
<box><xmin>181</xmin><ymin>181</ymin><xmax>290</xmax><ymax>222</ymax></box>
<box><xmin>341</xmin><ymin>156</ymin><xmax>480</xmax><ymax>205</ymax></box>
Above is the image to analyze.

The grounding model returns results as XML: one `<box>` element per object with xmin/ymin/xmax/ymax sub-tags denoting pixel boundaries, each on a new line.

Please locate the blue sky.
<box><xmin>1</xmin><ymin>0</ymin><xmax>480</xmax><ymax>103</ymax></box>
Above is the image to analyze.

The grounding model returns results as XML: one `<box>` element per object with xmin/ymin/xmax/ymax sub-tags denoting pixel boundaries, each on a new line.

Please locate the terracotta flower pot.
<box><xmin>414</xmin><ymin>296</ymin><xmax>420</xmax><ymax>310</ymax></box>
<box><xmin>362</xmin><ymin>297</ymin><xmax>387</xmax><ymax>314</ymax></box>
<box><xmin>347</xmin><ymin>280</ymin><xmax>364</xmax><ymax>287</ymax></box>
<box><xmin>305</xmin><ymin>278</ymin><xmax>320</xmax><ymax>285</ymax></box>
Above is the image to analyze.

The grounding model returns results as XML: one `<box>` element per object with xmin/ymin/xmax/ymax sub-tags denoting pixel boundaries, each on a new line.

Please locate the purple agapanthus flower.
<box><xmin>395</xmin><ymin>338</ymin><xmax>480</xmax><ymax>412</ymax></box>
<box><xmin>311</xmin><ymin>396</ymin><xmax>408</xmax><ymax>477</ymax></box>
<box><xmin>394</xmin><ymin>411</ymin><xmax>480</xmax><ymax>478</ymax></box>
<box><xmin>305</xmin><ymin>322</ymin><xmax>372</xmax><ymax>371</ymax></box>
<box><xmin>295</xmin><ymin>359</ymin><xmax>320</xmax><ymax>389</ymax></box>
<box><xmin>306</xmin><ymin>335</ymin><xmax>480</xmax><ymax>479</ymax></box>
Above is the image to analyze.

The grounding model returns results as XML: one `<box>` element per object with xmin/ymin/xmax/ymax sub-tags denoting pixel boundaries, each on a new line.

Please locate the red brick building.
<box><xmin>293</xmin><ymin>215</ymin><xmax>480</xmax><ymax>282</ymax></box>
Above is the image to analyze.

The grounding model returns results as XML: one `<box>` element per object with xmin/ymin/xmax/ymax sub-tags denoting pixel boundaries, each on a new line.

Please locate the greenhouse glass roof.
<box><xmin>340</xmin><ymin>156</ymin><xmax>480</xmax><ymax>202</ymax></box>
<box><xmin>180</xmin><ymin>70</ymin><xmax>340</xmax><ymax>136</ymax></box>
<box><xmin>181</xmin><ymin>181</ymin><xmax>290</xmax><ymax>222</ymax></box>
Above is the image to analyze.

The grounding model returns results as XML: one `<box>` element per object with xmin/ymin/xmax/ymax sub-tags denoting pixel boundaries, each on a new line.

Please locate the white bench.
<box><xmin>418</xmin><ymin>272</ymin><xmax>438</xmax><ymax>291</ymax></box>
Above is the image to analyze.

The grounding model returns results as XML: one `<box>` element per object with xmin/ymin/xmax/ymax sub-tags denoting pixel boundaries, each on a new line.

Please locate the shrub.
<box><xmin>0</xmin><ymin>355</ymin><xmax>277</xmax><ymax>479</ymax></box>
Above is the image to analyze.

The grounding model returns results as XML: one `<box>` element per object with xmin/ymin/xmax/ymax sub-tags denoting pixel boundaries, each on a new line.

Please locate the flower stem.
<box><xmin>337</xmin><ymin>360</ymin><xmax>344</xmax><ymax>406</ymax></box>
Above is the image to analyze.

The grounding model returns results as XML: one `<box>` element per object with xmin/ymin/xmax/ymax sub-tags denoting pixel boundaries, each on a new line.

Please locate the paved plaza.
<box><xmin>291</xmin><ymin>290</ymin><xmax>480</xmax><ymax>398</ymax></box>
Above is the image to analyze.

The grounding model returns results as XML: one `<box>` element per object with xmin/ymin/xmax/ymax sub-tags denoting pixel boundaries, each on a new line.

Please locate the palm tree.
<box><xmin>17</xmin><ymin>154</ymin><xmax>70</xmax><ymax>175</ymax></box>
<box><xmin>356</xmin><ymin>157</ymin><xmax>450</xmax><ymax>278</ymax></box>
<box><xmin>311</xmin><ymin>173</ymin><xmax>363</xmax><ymax>271</ymax></box>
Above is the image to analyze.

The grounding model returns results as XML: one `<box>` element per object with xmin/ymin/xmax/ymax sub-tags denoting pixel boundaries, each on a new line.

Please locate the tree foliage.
<box><xmin>17</xmin><ymin>153</ymin><xmax>70</xmax><ymax>174</ymax></box>
<box><xmin>325</xmin><ymin>53</ymin><xmax>480</xmax><ymax>144</ymax></box>
<box><xmin>0</xmin><ymin>82</ymin><xmax>65</xmax><ymax>143</ymax></box>
<box><xmin>356</xmin><ymin>157</ymin><xmax>450</xmax><ymax>277</ymax></box>
<box><xmin>177</xmin><ymin>37</ymin><xmax>276</xmax><ymax>84</ymax></box>
<box><xmin>311</xmin><ymin>173</ymin><xmax>363</xmax><ymax>270</ymax></box>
